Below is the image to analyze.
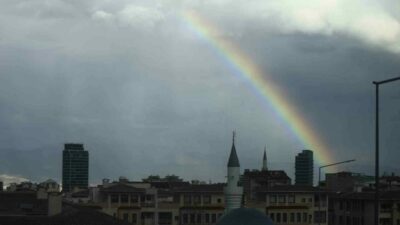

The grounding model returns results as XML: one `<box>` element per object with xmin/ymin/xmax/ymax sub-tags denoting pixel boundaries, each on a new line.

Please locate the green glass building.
<box><xmin>295</xmin><ymin>150</ymin><xmax>314</xmax><ymax>186</ymax></box>
<box><xmin>62</xmin><ymin>143</ymin><xmax>89</xmax><ymax>192</ymax></box>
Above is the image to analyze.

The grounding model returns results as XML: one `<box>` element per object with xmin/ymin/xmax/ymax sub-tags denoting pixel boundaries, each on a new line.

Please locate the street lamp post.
<box><xmin>318</xmin><ymin>159</ymin><xmax>356</xmax><ymax>225</ymax></box>
<box><xmin>372</xmin><ymin>76</ymin><xmax>400</xmax><ymax>225</ymax></box>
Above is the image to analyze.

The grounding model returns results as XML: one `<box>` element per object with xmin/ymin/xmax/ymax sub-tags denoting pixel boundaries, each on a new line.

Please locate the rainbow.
<box><xmin>182</xmin><ymin>10</ymin><xmax>334</xmax><ymax>166</ymax></box>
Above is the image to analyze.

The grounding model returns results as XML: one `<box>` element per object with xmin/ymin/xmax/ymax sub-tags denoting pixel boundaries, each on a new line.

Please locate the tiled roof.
<box><xmin>244</xmin><ymin>170</ymin><xmax>290</xmax><ymax>180</ymax></box>
<box><xmin>173</xmin><ymin>184</ymin><xmax>225</xmax><ymax>193</ymax></box>
<box><xmin>0</xmin><ymin>203</ymin><xmax>132</xmax><ymax>225</ymax></box>
<box><xmin>256</xmin><ymin>185</ymin><xmax>326</xmax><ymax>193</ymax></box>
<box><xmin>331</xmin><ymin>190</ymin><xmax>400</xmax><ymax>200</ymax></box>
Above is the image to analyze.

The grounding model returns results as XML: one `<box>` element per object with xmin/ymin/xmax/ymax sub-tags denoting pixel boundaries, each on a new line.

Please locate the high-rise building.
<box><xmin>62</xmin><ymin>143</ymin><xmax>89</xmax><ymax>192</ymax></box>
<box><xmin>295</xmin><ymin>150</ymin><xmax>313</xmax><ymax>186</ymax></box>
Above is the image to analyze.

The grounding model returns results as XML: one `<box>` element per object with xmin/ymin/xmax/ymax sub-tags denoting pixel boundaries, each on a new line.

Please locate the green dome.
<box><xmin>217</xmin><ymin>208</ymin><xmax>274</xmax><ymax>225</ymax></box>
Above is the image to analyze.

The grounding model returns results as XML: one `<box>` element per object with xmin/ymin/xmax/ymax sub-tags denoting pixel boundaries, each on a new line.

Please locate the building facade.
<box><xmin>295</xmin><ymin>150</ymin><xmax>314</xmax><ymax>186</ymax></box>
<box><xmin>329</xmin><ymin>191</ymin><xmax>400</xmax><ymax>225</ymax></box>
<box><xmin>252</xmin><ymin>185</ymin><xmax>328</xmax><ymax>225</ymax></box>
<box><xmin>243</xmin><ymin>170</ymin><xmax>291</xmax><ymax>201</ymax></box>
<box><xmin>85</xmin><ymin>177</ymin><xmax>225</xmax><ymax>225</ymax></box>
<box><xmin>62</xmin><ymin>143</ymin><xmax>89</xmax><ymax>193</ymax></box>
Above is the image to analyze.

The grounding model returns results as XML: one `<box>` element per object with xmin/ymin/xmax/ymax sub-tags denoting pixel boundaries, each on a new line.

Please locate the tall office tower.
<box><xmin>224</xmin><ymin>132</ymin><xmax>243</xmax><ymax>213</ymax></box>
<box><xmin>295</xmin><ymin>150</ymin><xmax>314</xmax><ymax>186</ymax></box>
<box><xmin>62</xmin><ymin>143</ymin><xmax>89</xmax><ymax>192</ymax></box>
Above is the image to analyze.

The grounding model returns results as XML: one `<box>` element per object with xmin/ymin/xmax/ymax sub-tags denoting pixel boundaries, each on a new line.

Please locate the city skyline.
<box><xmin>1</xmin><ymin>0</ymin><xmax>400</xmax><ymax>186</ymax></box>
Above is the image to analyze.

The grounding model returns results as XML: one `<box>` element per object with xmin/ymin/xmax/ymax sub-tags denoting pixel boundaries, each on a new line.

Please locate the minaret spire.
<box><xmin>224</xmin><ymin>130</ymin><xmax>243</xmax><ymax>213</ymax></box>
<box><xmin>262</xmin><ymin>145</ymin><xmax>268</xmax><ymax>171</ymax></box>
<box><xmin>228</xmin><ymin>131</ymin><xmax>240</xmax><ymax>167</ymax></box>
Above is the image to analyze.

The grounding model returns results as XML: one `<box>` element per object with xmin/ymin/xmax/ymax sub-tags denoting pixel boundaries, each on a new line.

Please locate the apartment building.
<box><xmin>252</xmin><ymin>185</ymin><xmax>328</xmax><ymax>225</ymax></box>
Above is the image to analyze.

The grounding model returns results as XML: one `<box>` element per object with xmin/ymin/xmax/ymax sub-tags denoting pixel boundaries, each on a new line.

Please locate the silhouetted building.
<box><xmin>216</xmin><ymin>208</ymin><xmax>274</xmax><ymax>225</ymax></box>
<box><xmin>255</xmin><ymin>185</ymin><xmax>328</xmax><ymax>225</ymax></box>
<box><xmin>295</xmin><ymin>150</ymin><xmax>313</xmax><ymax>186</ymax></box>
<box><xmin>329</xmin><ymin>190</ymin><xmax>400</xmax><ymax>225</ymax></box>
<box><xmin>0</xmin><ymin>181</ymin><xmax>3</xmax><ymax>192</ymax></box>
<box><xmin>243</xmin><ymin>169</ymin><xmax>291</xmax><ymax>200</ymax></box>
<box><xmin>326</xmin><ymin>171</ymin><xmax>374</xmax><ymax>192</ymax></box>
<box><xmin>62</xmin><ymin>143</ymin><xmax>89</xmax><ymax>193</ymax></box>
<box><xmin>0</xmin><ymin>190</ymin><xmax>62</xmax><ymax>217</ymax></box>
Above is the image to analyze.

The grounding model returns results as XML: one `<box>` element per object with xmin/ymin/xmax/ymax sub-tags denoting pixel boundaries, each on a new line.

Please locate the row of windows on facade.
<box><xmin>269</xmin><ymin>211</ymin><xmax>326</xmax><ymax>224</ymax></box>
<box><xmin>107</xmin><ymin>194</ymin><xmax>221</xmax><ymax>205</ymax></box>
<box><xmin>336</xmin><ymin>201</ymin><xmax>400</xmax><ymax>212</ymax></box>
<box><xmin>183</xmin><ymin>195</ymin><xmax>221</xmax><ymax>204</ymax></box>
<box><xmin>109</xmin><ymin>194</ymin><xmax>154</xmax><ymax>203</ymax></box>
<box><xmin>118</xmin><ymin>213</ymin><xmax>223</xmax><ymax>224</ymax></box>
<box><xmin>330</xmin><ymin>215</ymin><xmax>366</xmax><ymax>225</ymax></box>
<box><xmin>181</xmin><ymin>212</ymin><xmax>223</xmax><ymax>224</ymax></box>
<box><xmin>268</xmin><ymin>195</ymin><xmax>326</xmax><ymax>204</ymax></box>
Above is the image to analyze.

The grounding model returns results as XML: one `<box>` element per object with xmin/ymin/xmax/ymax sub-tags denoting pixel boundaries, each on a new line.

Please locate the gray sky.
<box><xmin>1</xmin><ymin>0</ymin><xmax>400</xmax><ymax>186</ymax></box>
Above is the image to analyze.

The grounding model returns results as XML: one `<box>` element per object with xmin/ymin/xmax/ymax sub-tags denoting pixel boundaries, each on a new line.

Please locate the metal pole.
<box><xmin>372</xmin><ymin>76</ymin><xmax>400</xmax><ymax>225</ymax></box>
<box><xmin>318</xmin><ymin>167</ymin><xmax>321</xmax><ymax>225</ymax></box>
<box><xmin>374</xmin><ymin>83</ymin><xmax>379</xmax><ymax>225</ymax></box>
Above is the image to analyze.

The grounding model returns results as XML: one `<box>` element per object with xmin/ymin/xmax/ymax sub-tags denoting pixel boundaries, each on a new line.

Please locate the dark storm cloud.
<box><xmin>0</xmin><ymin>0</ymin><xmax>399</xmax><ymax>184</ymax></box>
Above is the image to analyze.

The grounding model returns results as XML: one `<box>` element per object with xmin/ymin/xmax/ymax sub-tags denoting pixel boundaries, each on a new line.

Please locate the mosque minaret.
<box><xmin>224</xmin><ymin>131</ymin><xmax>243</xmax><ymax>213</ymax></box>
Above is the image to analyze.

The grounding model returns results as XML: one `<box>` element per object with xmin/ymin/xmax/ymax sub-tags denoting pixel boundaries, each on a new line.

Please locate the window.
<box><xmin>205</xmin><ymin>213</ymin><xmax>210</xmax><ymax>223</ymax></box>
<box><xmin>121</xmin><ymin>194</ymin><xmax>128</xmax><ymax>203</ymax></box>
<box><xmin>132</xmin><ymin>214</ymin><xmax>137</xmax><ymax>224</ymax></box>
<box><xmin>193</xmin><ymin>195</ymin><xmax>201</xmax><ymax>204</ymax></box>
<box><xmin>314</xmin><ymin>211</ymin><xmax>326</xmax><ymax>223</ymax></box>
<box><xmin>123</xmin><ymin>213</ymin><xmax>129</xmax><ymax>221</ymax></box>
<box><xmin>190</xmin><ymin>214</ymin><xmax>195</xmax><ymax>223</ymax></box>
<box><xmin>111</xmin><ymin>194</ymin><xmax>118</xmax><ymax>203</ymax></box>
<box><xmin>131</xmin><ymin>195</ymin><xmax>138</xmax><ymax>203</ymax></box>
<box><xmin>301</xmin><ymin>198</ymin><xmax>306</xmax><ymax>203</ymax></box>
<box><xmin>290</xmin><ymin>213</ymin><xmax>294</xmax><ymax>223</ymax></box>
<box><xmin>217</xmin><ymin>198</ymin><xmax>222</xmax><ymax>203</ymax></box>
<box><xmin>297</xmin><ymin>213</ymin><xmax>301</xmax><ymax>222</ymax></box>
<box><xmin>212</xmin><ymin>214</ymin><xmax>217</xmax><ymax>223</ymax></box>
<box><xmin>282</xmin><ymin>213</ymin><xmax>287</xmax><ymax>223</ymax></box>
<box><xmin>308</xmin><ymin>198</ymin><xmax>312</xmax><ymax>203</ymax></box>
<box><xmin>196</xmin><ymin>214</ymin><xmax>201</xmax><ymax>223</ymax></box>
<box><xmin>184</xmin><ymin>195</ymin><xmax>192</xmax><ymax>204</ymax></box>
<box><xmin>203</xmin><ymin>195</ymin><xmax>211</xmax><ymax>204</ymax></box>
<box><xmin>183</xmin><ymin>214</ymin><xmax>188</xmax><ymax>224</ymax></box>
<box><xmin>288</xmin><ymin>195</ymin><xmax>295</xmax><ymax>203</ymax></box>
<box><xmin>277</xmin><ymin>213</ymin><xmax>281</xmax><ymax>223</ymax></box>
<box><xmin>278</xmin><ymin>195</ymin><xmax>286</xmax><ymax>203</ymax></box>
<box><xmin>270</xmin><ymin>195</ymin><xmax>277</xmax><ymax>203</ymax></box>
<box><xmin>270</xmin><ymin>213</ymin><xmax>275</xmax><ymax>221</ymax></box>
<box><xmin>303</xmin><ymin>213</ymin><xmax>307</xmax><ymax>223</ymax></box>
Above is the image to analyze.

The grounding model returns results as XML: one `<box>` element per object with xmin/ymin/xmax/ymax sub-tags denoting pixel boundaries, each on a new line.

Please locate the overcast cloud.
<box><xmin>0</xmin><ymin>0</ymin><xmax>399</xmax><ymax>185</ymax></box>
